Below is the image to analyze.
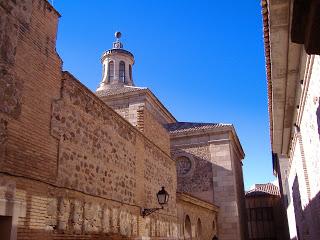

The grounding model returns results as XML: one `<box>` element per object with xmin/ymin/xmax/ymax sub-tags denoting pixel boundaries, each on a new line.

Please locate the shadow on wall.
<box><xmin>291</xmin><ymin>175</ymin><xmax>320</xmax><ymax>240</ymax></box>
<box><xmin>317</xmin><ymin>99</ymin><xmax>320</xmax><ymax>139</ymax></box>
<box><xmin>175</xmin><ymin>149</ymin><xmax>244</xmax><ymax>239</ymax></box>
<box><xmin>175</xmin><ymin>150</ymin><xmax>214</xmax><ymax>203</ymax></box>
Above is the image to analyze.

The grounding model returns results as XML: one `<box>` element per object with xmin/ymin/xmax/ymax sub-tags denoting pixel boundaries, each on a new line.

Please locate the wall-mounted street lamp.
<box><xmin>141</xmin><ymin>187</ymin><xmax>169</xmax><ymax>218</ymax></box>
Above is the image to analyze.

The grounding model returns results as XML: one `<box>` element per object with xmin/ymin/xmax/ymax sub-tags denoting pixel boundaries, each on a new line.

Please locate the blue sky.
<box><xmin>53</xmin><ymin>0</ymin><xmax>274</xmax><ymax>189</ymax></box>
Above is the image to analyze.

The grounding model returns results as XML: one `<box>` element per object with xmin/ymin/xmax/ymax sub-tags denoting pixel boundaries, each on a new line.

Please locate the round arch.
<box><xmin>196</xmin><ymin>218</ymin><xmax>202</xmax><ymax>240</ymax></box>
<box><xmin>184</xmin><ymin>215</ymin><xmax>192</xmax><ymax>240</ymax></box>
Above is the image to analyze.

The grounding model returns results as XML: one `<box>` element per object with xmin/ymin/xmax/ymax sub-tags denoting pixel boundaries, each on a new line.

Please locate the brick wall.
<box><xmin>137</xmin><ymin>107</ymin><xmax>171</xmax><ymax>155</ymax></box>
<box><xmin>0</xmin><ymin>0</ymin><xmax>62</xmax><ymax>183</ymax></box>
<box><xmin>287</xmin><ymin>55</ymin><xmax>320</xmax><ymax>240</ymax></box>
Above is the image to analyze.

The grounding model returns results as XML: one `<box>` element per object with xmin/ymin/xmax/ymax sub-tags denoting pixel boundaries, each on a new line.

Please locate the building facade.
<box><xmin>0</xmin><ymin>0</ymin><xmax>247</xmax><ymax>239</ymax></box>
<box><xmin>262</xmin><ymin>0</ymin><xmax>320</xmax><ymax>239</ymax></box>
<box><xmin>245</xmin><ymin>183</ymin><xmax>289</xmax><ymax>240</ymax></box>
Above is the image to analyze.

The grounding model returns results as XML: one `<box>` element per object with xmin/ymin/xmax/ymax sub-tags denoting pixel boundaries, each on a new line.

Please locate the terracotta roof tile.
<box><xmin>246</xmin><ymin>183</ymin><xmax>280</xmax><ymax>197</ymax></box>
<box><xmin>96</xmin><ymin>86</ymin><xmax>147</xmax><ymax>97</ymax></box>
<box><xmin>261</xmin><ymin>0</ymin><xmax>273</xmax><ymax>147</ymax></box>
<box><xmin>164</xmin><ymin>122</ymin><xmax>232</xmax><ymax>134</ymax></box>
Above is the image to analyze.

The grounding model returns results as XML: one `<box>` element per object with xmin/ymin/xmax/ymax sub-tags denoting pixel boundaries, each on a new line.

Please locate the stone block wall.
<box><xmin>169</xmin><ymin>130</ymin><xmax>246</xmax><ymax>240</ymax></box>
<box><xmin>101</xmin><ymin>96</ymin><xmax>144</xmax><ymax>128</ymax></box>
<box><xmin>210</xmin><ymin>140</ymin><xmax>241</xmax><ymax>240</ymax></box>
<box><xmin>231</xmin><ymin>141</ymin><xmax>248</xmax><ymax>240</ymax></box>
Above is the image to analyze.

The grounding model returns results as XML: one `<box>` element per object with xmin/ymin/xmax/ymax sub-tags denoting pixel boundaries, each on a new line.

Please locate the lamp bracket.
<box><xmin>141</xmin><ymin>206</ymin><xmax>163</xmax><ymax>218</ymax></box>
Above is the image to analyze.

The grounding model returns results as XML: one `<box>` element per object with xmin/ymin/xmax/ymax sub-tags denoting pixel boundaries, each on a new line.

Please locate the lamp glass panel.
<box><xmin>157</xmin><ymin>193</ymin><xmax>166</xmax><ymax>204</ymax></box>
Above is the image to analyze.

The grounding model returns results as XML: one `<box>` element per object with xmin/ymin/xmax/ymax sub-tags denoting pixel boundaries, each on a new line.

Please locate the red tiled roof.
<box><xmin>246</xmin><ymin>183</ymin><xmax>280</xmax><ymax>197</ymax></box>
<box><xmin>164</xmin><ymin>122</ymin><xmax>232</xmax><ymax>134</ymax></box>
<box><xmin>96</xmin><ymin>86</ymin><xmax>147</xmax><ymax>97</ymax></box>
<box><xmin>261</xmin><ymin>0</ymin><xmax>273</xmax><ymax>147</ymax></box>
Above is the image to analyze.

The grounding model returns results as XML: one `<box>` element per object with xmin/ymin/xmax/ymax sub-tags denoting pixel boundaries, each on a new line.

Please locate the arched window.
<box><xmin>108</xmin><ymin>61</ymin><xmax>114</xmax><ymax>82</ymax></box>
<box><xmin>129</xmin><ymin>64</ymin><xmax>132</xmax><ymax>82</ymax></box>
<box><xmin>196</xmin><ymin>219</ymin><xmax>202</xmax><ymax>240</ymax></box>
<box><xmin>119</xmin><ymin>61</ymin><xmax>125</xmax><ymax>83</ymax></box>
<box><xmin>184</xmin><ymin>215</ymin><xmax>192</xmax><ymax>240</ymax></box>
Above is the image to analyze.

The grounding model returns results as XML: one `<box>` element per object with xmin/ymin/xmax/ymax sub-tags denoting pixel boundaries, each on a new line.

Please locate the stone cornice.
<box><xmin>263</xmin><ymin>0</ymin><xmax>303</xmax><ymax>156</ymax></box>
<box><xmin>176</xmin><ymin>192</ymin><xmax>219</xmax><ymax>212</ymax></box>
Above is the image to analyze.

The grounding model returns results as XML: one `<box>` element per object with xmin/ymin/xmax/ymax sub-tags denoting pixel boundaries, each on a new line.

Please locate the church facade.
<box><xmin>0</xmin><ymin>0</ymin><xmax>247</xmax><ymax>239</ymax></box>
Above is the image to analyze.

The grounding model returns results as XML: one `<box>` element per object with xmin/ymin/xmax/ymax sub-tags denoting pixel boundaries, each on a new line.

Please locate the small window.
<box><xmin>119</xmin><ymin>61</ymin><xmax>125</xmax><ymax>83</ymax></box>
<box><xmin>108</xmin><ymin>61</ymin><xmax>114</xmax><ymax>82</ymax></box>
<box><xmin>129</xmin><ymin>64</ymin><xmax>132</xmax><ymax>81</ymax></box>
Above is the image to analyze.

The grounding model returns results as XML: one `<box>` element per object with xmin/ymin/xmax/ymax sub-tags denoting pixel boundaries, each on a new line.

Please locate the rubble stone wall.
<box><xmin>171</xmin><ymin>143</ymin><xmax>213</xmax><ymax>203</ymax></box>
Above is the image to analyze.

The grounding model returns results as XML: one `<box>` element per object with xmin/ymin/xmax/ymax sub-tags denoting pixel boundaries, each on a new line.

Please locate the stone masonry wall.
<box><xmin>287</xmin><ymin>55</ymin><xmax>320</xmax><ymax>240</ymax></box>
<box><xmin>209</xmin><ymin>140</ymin><xmax>243</xmax><ymax>240</ymax></box>
<box><xmin>50</xmin><ymin>71</ymin><xmax>178</xmax><ymax>235</ymax></box>
<box><xmin>231</xmin><ymin>143</ymin><xmax>248</xmax><ymax>240</ymax></box>
<box><xmin>99</xmin><ymin>95</ymin><xmax>144</xmax><ymax>128</ymax></box>
<box><xmin>0</xmin><ymin>0</ymin><xmax>179</xmax><ymax>239</ymax></box>
<box><xmin>177</xmin><ymin>194</ymin><xmax>217</xmax><ymax>240</ymax></box>
<box><xmin>300</xmin><ymin>55</ymin><xmax>320</xmax><ymax>200</ymax></box>
<box><xmin>0</xmin><ymin>173</ymin><xmax>179</xmax><ymax>240</ymax></box>
<box><xmin>170</xmin><ymin>132</ymin><xmax>245</xmax><ymax>240</ymax></box>
<box><xmin>171</xmin><ymin>143</ymin><xmax>214</xmax><ymax>204</ymax></box>
<box><xmin>137</xmin><ymin>107</ymin><xmax>170</xmax><ymax>154</ymax></box>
